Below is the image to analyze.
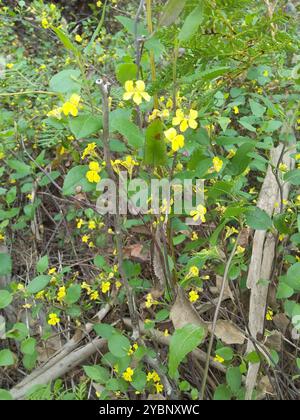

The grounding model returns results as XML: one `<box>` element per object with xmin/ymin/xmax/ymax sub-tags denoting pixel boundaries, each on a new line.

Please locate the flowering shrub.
<box><xmin>0</xmin><ymin>0</ymin><xmax>300</xmax><ymax>402</ymax></box>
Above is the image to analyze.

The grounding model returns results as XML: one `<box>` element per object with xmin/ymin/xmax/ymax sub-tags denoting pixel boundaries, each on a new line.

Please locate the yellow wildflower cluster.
<box><xmin>82</xmin><ymin>142</ymin><xmax>97</xmax><ymax>160</ymax></box>
<box><xmin>172</xmin><ymin>109</ymin><xmax>198</xmax><ymax>132</ymax></box>
<box><xmin>111</xmin><ymin>156</ymin><xmax>139</xmax><ymax>176</ymax></box>
<box><xmin>101</xmin><ymin>281</ymin><xmax>111</xmax><ymax>294</ymax></box>
<box><xmin>123</xmin><ymin>80</ymin><xmax>151</xmax><ymax>106</ymax></box>
<box><xmin>189</xmin><ymin>290</ymin><xmax>200</xmax><ymax>303</ymax></box>
<box><xmin>190</xmin><ymin>204</ymin><xmax>207</xmax><ymax>223</ymax></box>
<box><xmin>213</xmin><ymin>157</ymin><xmax>224</xmax><ymax>173</ymax></box>
<box><xmin>164</xmin><ymin>128</ymin><xmax>185</xmax><ymax>152</ymax></box>
<box><xmin>266</xmin><ymin>307</ymin><xmax>274</xmax><ymax>321</ymax></box>
<box><xmin>122</xmin><ymin>367</ymin><xmax>134</xmax><ymax>382</ymax></box>
<box><xmin>86</xmin><ymin>161</ymin><xmax>101</xmax><ymax>183</ymax></box>
<box><xmin>57</xmin><ymin>286</ymin><xmax>66</xmax><ymax>303</ymax></box>
<box><xmin>214</xmin><ymin>354</ymin><xmax>225</xmax><ymax>364</ymax></box>
<box><xmin>185</xmin><ymin>266</ymin><xmax>199</xmax><ymax>280</ymax></box>
<box><xmin>48</xmin><ymin>313</ymin><xmax>60</xmax><ymax>326</ymax></box>
<box><xmin>145</xmin><ymin>293</ymin><xmax>158</xmax><ymax>309</ymax></box>
<box><xmin>47</xmin><ymin>94</ymin><xmax>82</xmax><ymax>119</ymax></box>
<box><xmin>128</xmin><ymin>343</ymin><xmax>139</xmax><ymax>356</ymax></box>
<box><xmin>148</xmin><ymin>108</ymin><xmax>170</xmax><ymax>122</ymax></box>
<box><xmin>147</xmin><ymin>371</ymin><xmax>164</xmax><ymax>394</ymax></box>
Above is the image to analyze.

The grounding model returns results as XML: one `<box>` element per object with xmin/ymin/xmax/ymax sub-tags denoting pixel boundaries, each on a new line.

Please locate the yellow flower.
<box><xmin>48</xmin><ymin>268</ymin><xmax>57</xmax><ymax>275</ymax></box>
<box><xmin>48</xmin><ymin>313</ymin><xmax>60</xmax><ymax>326</ymax></box>
<box><xmin>164</xmin><ymin>329</ymin><xmax>169</xmax><ymax>337</ymax></box>
<box><xmin>213</xmin><ymin>157</ymin><xmax>223</xmax><ymax>173</ymax></box>
<box><xmin>35</xmin><ymin>290</ymin><xmax>45</xmax><ymax>300</ymax></box>
<box><xmin>116</xmin><ymin>281</ymin><xmax>122</xmax><ymax>289</ymax></box>
<box><xmin>96</xmin><ymin>0</ymin><xmax>102</xmax><ymax>7</ymax></box>
<box><xmin>164</xmin><ymin>128</ymin><xmax>185</xmax><ymax>152</ymax></box>
<box><xmin>128</xmin><ymin>343</ymin><xmax>139</xmax><ymax>356</ymax></box>
<box><xmin>82</xmin><ymin>142</ymin><xmax>97</xmax><ymax>159</ymax></box>
<box><xmin>237</xmin><ymin>246</ymin><xmax>245</xmax><ymax>254</ymax></box>
<box><xmin>263</xmin><ymin>70</ymin><xmax>269</xmax><ymax>77</ymax></box>
<box><xmin>189</xmin><ymin>290</ymin><xmax>200</xmax><ymax>303</ymax></box>
<box><xmin>233</xmin><ymin>106</ymin><xmax>239</xmax><ymax>115</ymax></box>
<box><xmin>122</xmin><ymin>367</ymin><xmax>134</xmax><ymax>382</ymax></box>
<box><xmin>186</xmin><ymin>266</ymin><xmax>199</xmax><ymax>279</ymax></box>
<box><xmin>84</xmin><ymin>220</ymin><xmax>93</xmax><ymax>230</ymax></box>
<box><xmin>6</xmin><ymin>63</ymin><xmax>14</xmax><ymax>69</ymax></box>
<box><xmin>77</xmin><ymin>219</ymin><xmax>85</xmax><ymax>229</ymax></box>
<box><xmin>86</xmin><ymin>161</ymin><xmax>101</xmax><ymax>183</ymax></box>
<box><xmin>75</xmin><ymin>34</ymin><xmax>83</xmax><ymax>43</ymax></box>
<box><xmin>191</xmin><ymin>232</ymin><xmax>198</xmax><ymax>241</ymax></box>
<box><xmin>266</xmin><ymin>308</ymin><xmax>274</xmax><ymax>321</ymax></box>
<box><xmin>172</xmin><ymin>109</ymin><xmax>198</xmax><ymax>132</ymax></box>
<box><xmin>90</xmin><ymin>291</ymin><xmax>99</xmax><ymax>301</ymax></box>
<box><xmin>22</xmin><ymin>303</ymin><xmax>32</xmax><ymax>309</ymax></box>
<box><xmin>155</xmin><ymin>383</ymin><xmax>164</xmax><ymax>393</ymax></box>
<box><xmin>227</xmin><ymin>149</ymin><xmax>236</xmax><ymax>159</ymax></box>
<box><xmin>123</xmin><ymin>80</ymin><xmax>151</xmax><ymax>106</ymax></box>
<box><xmin>82</xmin><ymin>235</ymin><xmax>90</xmax><ymax>243</ymax></box>
<box><xmin>62</xmin><ymin>94</ymin><xmax>81</xmax><ymax>117</ymax></box>
<box><xmin>81</xmin><ymin>282</ymin><xmax>92</xmax><ymax>293</ymax></box>
<box><xmin>0</xmin><ymin>152</ymin><xmax>5</xmax><ymax>160</ymax></box>
<box><xmin>225</xmin><ymin>226</ymin><xmax>239</xmax><ymax>240</ymax></box>
<box><xmin>190</xmin><ymin>205</ymin><xmax>207</xmax><ymax>223</ymax></box>
<box><xmin>41</xmin><ymin>18</ymin><xmax>50</xmax><ymax>29</ymax></box>
<box><xmin>0</xmin><ymin>234</ymin><xmax>5</xmax><ymax>241</ymax></box>
<box><xmin>101</xmin><ymin>281</ymin><xmax>111</xmax><ymax>294</ymax></box>
<box><xmin>57</xmin><ymin>286</ymin><xmax>66</xmax><ymax>303</ymax></box>
<box><xmin>145</xmin><ymin>293</ymin><xmax>157</xmax><ymax>309</ymax></box>
<box><xmin>279</xmin><ymin>163</ymin><xmax>288</xmax><ymax>173</ymax></box>
<box><xmin>47</xmin><ymin>107</ymin><xmax>63</xmax><ymax>120</ymax></box>
<box><xmin>214</xmin><ymin>355</ymin><xmax>225</xmax><ymax>364</ymax></box>
<box><xmin>121</xmin><ymin>156</ymin><xmax>139</xmax><ymax>176</ymax></box>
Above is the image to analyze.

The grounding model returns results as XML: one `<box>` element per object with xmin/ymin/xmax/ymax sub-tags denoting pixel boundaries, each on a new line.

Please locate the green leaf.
<box><xmin>245</xmin><ymin>207</ymin><xmax>272</xmax><ymax>230</ymax></box>
<box><xmin>286</xmin><ymin>263</ymin><xmax>300</xmax><ymax>291</ymax></box>
<box><xmin>0</xmin><ymin>349</ymin><xmax>14</xmax><ymax>366</ymax></box>
<box><xmin>239</xmin><ymin>117</ymin><xmax>256</xmax><ymax>132</ymax></box>
<box><xmin>144</xmin><ymin>119</ymin><xmax>167</xmax><ymax>166</ymax></box>
<box><xmin>249</xmin><ymin>99</ymin><xmax>266</xmax><ymax>117</ymax></box>
<box><xmin>37</xmin><ymin>255</ymin><xmax>49</xmax><ymax>274</ymax></box>
<box><xmin>7</xmin><ymin>159</ymin><xmax>31</xmax><ymax>178</ymax></box>
<box><xmin>178</xmin><ymin>3</ymin><xmax>204</xmax><ymax>42</ymax></box>
<box><xmin>216</xmin><ymin>347</ymin><xmax>234</xmax><ymax>361</ymax></box>
<box><xmin>52</xmin><ymin>27</ymin><xmax>78</xmax><ymax>53</ymax></box>
<box><xmin>0</xmin><ymin>290</ymin><xmax>13</xmax><ymax>309</ymax></box>
<box><xmin>62</xmin><ymin>165</ymin><xmax>95</xmax><ymax>196</ymax></box>
<box><xmin>94</xmin><ymin>323</ymin><xmax>116</xmax><ymax>339</ymax></box>
<box><xmin>108</xmin><ymin>333</ymin><xmax>131</xmax><ymax>358</ymax></box>
<box><xmin>69</xmin><ymin>114</ymin><xmax>102</xmax><ymax>139</ymax></box>
<box><xmin>110</xmin><ymin>109</ymin><xmax>144</xmax><ymax>149</ymax></box>
<box><xmin>214</xmin><ymin>385</ymin><xmax>232</xmax><ymax>400</ymax></box>
<box><xmin>23</xmin><ymin>351</ymin><xmax>38</xmax><ymax>371</ymax></box>
<box><xmin>27</xmin><ymin>275</ymin><xmax>50</xmax><ymax>294</ymax></box>
<box><xmin>284</xmin><ymin>169</ymin><xmax>300</xmax><ymax>186</ymax></box>
<box><xmin>132</xmin><ymin>370</ymin><xmax>147</xmax><ymax>392</ymax></box>
<box><xmin>6</xmin><ymin>323</ymin><xmax>28</xmax><ymax>341</ymax></box>
<box><xmin>116</xmin><ymin>16</ymin><xmax>147</xmax><ymax>36</ymax></box>
<box><xmin>65</xmin><ymin>284</ymin><xmax>81</xmax><ymax>304</ymax></box>
<box><xmin>276</xmin><ymin>282</ymin><xmax>294</xmax><ymax>299</ymax></box>
<box><xmin>21</xmin><ymin>337</ymin><xmax>36</xmax><ymax>355</ymax></box>
<box><xmin>226</xmin><ymin>367</ymin><xmax>242</xmax><ymax>393</ymax></box>
<box><xmin>0</xmin><ymin>389</ymin><xmax>13</xmax><ymax>400</ymax></box>
<box><xmin>116</xmin><ymin>63</ymin><xmax>138</xmax><ymax>85</ymax></box>
<box><xmin>49</xmin><ymin>69</ymin><xmax>81</xmax><ymax>94</ymax></box>
<box><xmin>218</xmin><ymin>117</ymin><xmax>231</xmax><ymax>132</ymax></box>
<box><xmin>168</xmin><ymin>324</ymin><xmax>205</xmax><ymax>378</ymax></box>
<box><xmin>263</xmin><ymin>120</ymin><xmax>282</xmax><ymax>133</ymax></box>
<box><xmin>229</xmin><ymin>142</ymin><xmax>255</xmax><ymax>176</ymax></box>
<box><xmin>83</xmin><ymin>365</ymin><xmax>110</xmax><ymax>384</ymax></box>
<box><xmin>0</xmin><ymin>253</ymin><xmax>12</xmax><ymax>276</ymax></box>
<box><xmin>159</xmin><ymin>0</ymin><xmax>188</xmax><ymax>27</ymax></box>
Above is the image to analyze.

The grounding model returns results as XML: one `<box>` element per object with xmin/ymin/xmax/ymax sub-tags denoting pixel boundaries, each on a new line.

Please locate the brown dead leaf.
<box><xmin>273</xmin><ymin>313</ymin><xmax>289</xmax><ymax>335</ymax></box>
<box><xmin>258</xmin><ymin>375</ymin><xmax>274</xmax><ymax>397</ymax></box>
<box><xmin>170</xmin><ymin>286</ymin><xmax>207</xmax><ymax>333</ymax></box>
<box><xmin>37</xmin><ymin>334</ymin><xmax>62</xmax><ymax>363</ymax></box>
<box><xmin>237</xmin><ymin>227</ymin><xmax>251</xmax><ymax>248</ymax></box>
<box><xmin>208</xmin><ymin>320</ymin><xmax>245</xmax><ymax>345</ymax></box>
<box><xmin>123</xmin><ymin>243</ymin><xmax>150</xmax><ymax>262</ymax></box>
<box><xmin>265</xmin><ymin>330</ymin><xmax>282</xmax><ymax>352</ymax></box>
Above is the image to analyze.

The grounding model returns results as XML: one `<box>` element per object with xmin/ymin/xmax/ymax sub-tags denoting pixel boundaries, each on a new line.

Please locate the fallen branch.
<box><xmin>245</xmin><ymin>143</ymin><xmax>295</xmax><ymax>400</ymax></box>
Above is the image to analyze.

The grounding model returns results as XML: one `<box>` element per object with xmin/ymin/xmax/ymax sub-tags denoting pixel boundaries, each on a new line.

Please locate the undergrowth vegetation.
<box><xmin>0</xmin><ymin>0</ymin><xmax>300</xmax><ymax>401</ymax></box>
